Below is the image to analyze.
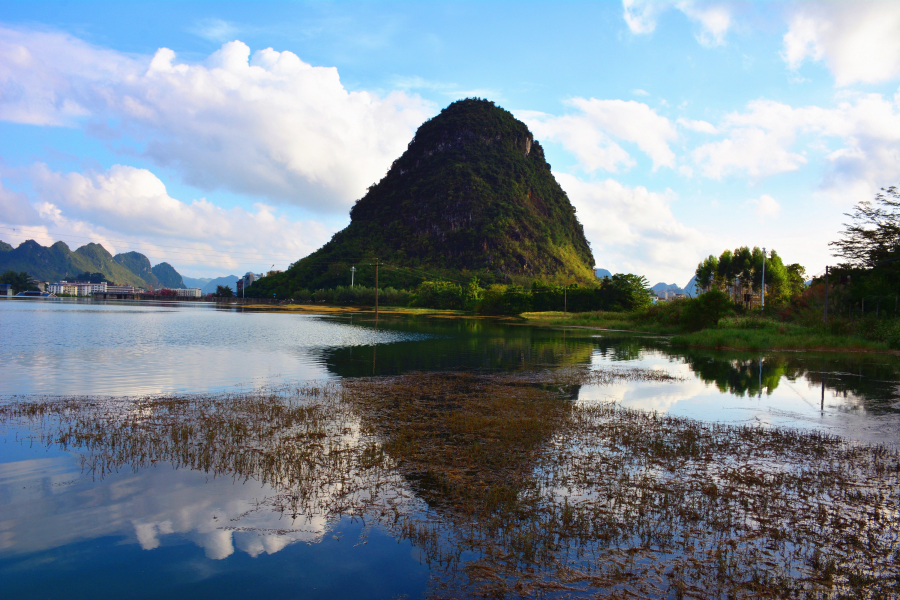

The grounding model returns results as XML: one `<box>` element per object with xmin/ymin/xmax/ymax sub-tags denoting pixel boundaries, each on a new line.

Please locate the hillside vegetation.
<box><xmin>0</xmin><ymin>239</ymin><xmax>185</xmax><ymax>288</ymax></box>
<box><xmin>249</xmin><ymin>99</ymin><xmax>595</xmax><ymax>297</ymax></box>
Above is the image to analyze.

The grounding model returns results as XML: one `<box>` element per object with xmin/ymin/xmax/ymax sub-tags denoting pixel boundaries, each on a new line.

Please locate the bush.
<box><xmin>680</xmin><ymin>290</ymin><xmax>736</xmax><ymax>331</ymax></box>
<box><xmin>477</xmin><ymin>285</ymin><xmax>532</xmax><ymax>315</ymax></box>
<box><xmin>409</xmin><ymin>280</ymin><xmax>465</xmax><ymax>309</ymax></box>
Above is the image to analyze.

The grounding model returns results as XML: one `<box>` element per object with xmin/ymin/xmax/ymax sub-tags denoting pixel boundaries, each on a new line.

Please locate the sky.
<box><xmin>2</xmin><ymin>1</ymin><xmax>900</xmax><ymax>285</ymax></box>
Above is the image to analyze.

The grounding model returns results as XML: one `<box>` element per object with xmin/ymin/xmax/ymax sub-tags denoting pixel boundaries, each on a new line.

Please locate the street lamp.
<box><xmin>351</xmin><ymin>266</ymin><xmax>356</xmax><ymax>288</ymax></box>
<box><xmin>761</xmin><ymin>247</ymin><xmax>766</xmax><ymax>309</ymax></box>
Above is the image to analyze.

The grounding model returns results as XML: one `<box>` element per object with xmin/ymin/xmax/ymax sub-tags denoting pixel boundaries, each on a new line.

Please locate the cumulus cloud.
<box><xmin>554</xmin><ymin>173</ymin><xmax>706</xmax><ymax>283</ymax></box>
<box><xmin>746</xmin><ymin>194</ymin><xmax>781</xmax><ymax>218</ymax></box>
<box><xmin>782</xmin><ymin>2</ymin><xmax>900</xmax><ymax>86</ymax></box>
<box><xmin>675</xmin><ymin>1</ymin><xmax>732</xmax><ymax>47</ymax></box>
<box><xmin>622</xmin><ymin>0</ymin><xmax>734</xmax><ymax>47</ymax></box>
<box><xmin>2</xmin><ymin>164</ymin><xmax>333</xmax><ymax>275</ymax></box>
<box><xmin>676</xmin><ymin>117</ymin><xmax>717</xmax><ymax>134</ymax></box>
<box><xmin>0</xmin><ymin>180</ymin><xmax>41</xmax><ymax>224</ymax></box>
<box><xmin>691</xmin><ymin>94</ymin><xmax>900</xmax><ymax>201</ymax></box>
<box><xmin>522</xmin><ymin>99</ymin><xmax>677</xmax><ymax>172</ymax></box>
<box><xmin>0</xmin><ymin>27</ymin><xmax>434</xmax><ymax>212</ymax></box>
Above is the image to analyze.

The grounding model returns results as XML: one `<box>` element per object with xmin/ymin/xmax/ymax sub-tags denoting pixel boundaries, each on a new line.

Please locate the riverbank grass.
<box><xmin>524</xmin><ymin>310</ymin><xmax>893</xmax><ymax>352</ymax></box>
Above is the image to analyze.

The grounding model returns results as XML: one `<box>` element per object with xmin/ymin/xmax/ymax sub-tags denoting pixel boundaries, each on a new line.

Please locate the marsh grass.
<box><xmin>671</xmin><ymin>316</ymin><xmax>889</xmax><ymax>352</ymax></box>
<box><xmin>1</xmin><ymin>368</ymin><xmax>897</xmax><ymax>599</ymax></box>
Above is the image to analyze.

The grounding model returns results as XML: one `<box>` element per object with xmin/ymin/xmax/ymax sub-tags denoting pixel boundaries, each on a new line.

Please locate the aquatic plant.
<box><xmin>1</xmin><ymin>367</ymin><xmax>897</xmax><ymax>598</ymax></box>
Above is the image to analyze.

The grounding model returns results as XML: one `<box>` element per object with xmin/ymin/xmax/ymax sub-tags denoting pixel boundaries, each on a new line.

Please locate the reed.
<box><xmin>1</xmin><ymin>368</ymin><xmax>896</xmax><ymax>598</ymax></box>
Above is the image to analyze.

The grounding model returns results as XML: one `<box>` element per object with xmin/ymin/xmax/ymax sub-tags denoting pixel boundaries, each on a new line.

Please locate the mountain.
<box><xmin>594</xmin><ymin>268</ymin><xmax>612</xmax><ymax>279</ymax></box>
<box><xmin>0</xmin><ymin>240</ymin><xmax>12</xmax><ymax>252</ymax></box>
<box><xmin>151</xmin><ymin>263</ymin><xmax>185</xmax><ymax>288</ymax></box>
<box><xmin>683</xmin><ymin>275</ymin><xmax>699</xmax><ymax>296</ymax></box>
<box><xmin>0</xmin><ymin>240</ymin><xmax>147</xmax><ymax>286</ymax></box>
<box><xmin>197</xmin><ymin>275</ymin><xmax>240</xmax><ymax>295</ymax></box>
<box><xmin>114</xmin><ymin>251</ymin><xmax>160</xmax><ymax>286</ymax></box>
<box><xmin>182</xmin><ymin>276</ymin><xmax>210</xmax><ymax>289</ymax></box>
<box><xmin>249</xmin><ymin>99</ymin><xmax>595</xmax><ymax>296</ymax></box>
<box><xmin>651</xmin><ymin>282</ymin><xmax>687</xmax><ymax>296</ymax></box>
<box><xmin>0</xmin><ymin>239</ymin><xmax>187</xmax><ymax>289</ymax></box>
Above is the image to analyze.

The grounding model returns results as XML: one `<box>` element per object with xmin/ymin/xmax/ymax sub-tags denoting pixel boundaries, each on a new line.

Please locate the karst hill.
<box><xmin>253</xmin><ymin>99</ymin><xmax>596</xmax><ymax>295</ymax></box>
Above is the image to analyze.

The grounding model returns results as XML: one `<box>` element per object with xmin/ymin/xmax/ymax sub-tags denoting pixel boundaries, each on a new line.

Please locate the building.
<box><xmin>0</xmin><ymin>284</ymin><xmax>12</xmax><ymax>297</ymax></box>
<box><xmin>236</xmin><ymin>272</ymin><xmax>263</xmax><ymax>296</ymax></box>
<box><xmin>48</xmin><ymin>281</ymin><xmax>108</xmax><ymax>296</ymax></box>
<box><xmin>106</xmin><ymin>284</ymin><xmax>136</xmax><ymax>294</ymax></box>
<box><xmin>175</xmin><ymin>288</ymin><xmax>202</xmax><ymax>298</ymax></box>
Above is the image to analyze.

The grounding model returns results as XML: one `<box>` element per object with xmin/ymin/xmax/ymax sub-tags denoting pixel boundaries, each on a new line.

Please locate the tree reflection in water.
<box><xmin>2</xmin><ymin>367</ymin><xmax>898</xmax><ymax>598</ymax></box>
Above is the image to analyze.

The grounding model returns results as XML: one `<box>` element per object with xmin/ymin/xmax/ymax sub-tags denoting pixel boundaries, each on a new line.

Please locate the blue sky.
<box><xmin>2</xmin><ymin>1</ymin><xmax>900</xmax><ymax>284</ymax></box>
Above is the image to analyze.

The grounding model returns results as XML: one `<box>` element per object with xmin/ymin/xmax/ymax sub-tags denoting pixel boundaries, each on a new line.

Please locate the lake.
<box><xmin>2</xmin><ymin>299</ymin><xmax>898</xmax><ymax>598</ymax></box>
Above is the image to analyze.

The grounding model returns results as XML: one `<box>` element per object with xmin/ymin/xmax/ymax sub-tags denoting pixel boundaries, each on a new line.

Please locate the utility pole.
<box><xmin>823</xmin><ymin>266</ymin><xmax>829</xmax><ymax>323</ymax></box>
<box><xmin>351</xmin><ymin>266</ymin><xmax>356</xmax><ymax>288</ymax></box>
<box><xmin>375</xmin><ymin>259</ymin><xmax>379</xmax><ymax>320</ymax></box>
<box><xmin>761</xmin><ymin>247</ymin><xmax>766</xmax><ymax>309</ymax></box>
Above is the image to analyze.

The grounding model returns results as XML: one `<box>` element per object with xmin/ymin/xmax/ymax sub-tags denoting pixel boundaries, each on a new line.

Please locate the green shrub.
<box><xmin>680</xmin><ymin>290</ymin><xmax>736</xmax><ymax>331</ymax></box>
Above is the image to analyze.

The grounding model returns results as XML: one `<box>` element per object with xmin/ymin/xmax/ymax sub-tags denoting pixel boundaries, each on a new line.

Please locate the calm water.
<box><xmin>2</xmin><ymin>299</ymin><xmax>899</xmax><ymax>598</ymax></box>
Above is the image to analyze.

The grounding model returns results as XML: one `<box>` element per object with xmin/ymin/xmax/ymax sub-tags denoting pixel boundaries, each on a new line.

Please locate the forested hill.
<box><xmin>0</xmin><ymin>240</ymin><xmax>186</xmax><ymax>288</ymax></box>
<box><xmin>249</xmin><ymin>98</ymin><xmax>596</xmax><ymax>296</ymax></box>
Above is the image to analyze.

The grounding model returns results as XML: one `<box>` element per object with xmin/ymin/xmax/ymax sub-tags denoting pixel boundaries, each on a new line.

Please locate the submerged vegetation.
<box><xmin>3</xmin><ymin>368</ymin><xmax>898</xmax><ymax>598</ymax></box>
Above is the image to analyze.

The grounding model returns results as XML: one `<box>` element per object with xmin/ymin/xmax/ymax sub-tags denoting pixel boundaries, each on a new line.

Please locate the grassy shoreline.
<box><xmin>523</xmin><ymin>310</ymin><xmax>895</xmax><ymax>353</ymax></box>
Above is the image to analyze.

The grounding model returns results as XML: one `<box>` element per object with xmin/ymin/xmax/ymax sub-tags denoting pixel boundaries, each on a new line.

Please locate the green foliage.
<box><xmin>680</xmin><ymin>290</ymin><xmax>735</xmax><ymax>331</ymax></box>
<box><xmin>288</xmin><ymin>285</ymin><xmax>412</xmax><ymax>307</ymax></box>
<box><xmin>0</xmin><ymin>270</ymin><xmax>37</xmax><ymax>294</ymax></box>
<box><xmin>830</xmin><ymin>185</ymin><xmax>900</xmax><ymax>267</ymax></box>
<box><xmin>75</xmin><ymin>272</ymin><xmax>105</xmax><ymax>283</ymax></box>
<box><xmin>477</xmin><ymin>285</ymin><xmax>532</xmax><ymax>315</ymax></box>
<box><xmin>531</xmin><ymin>274</ymin><xmax>652</xmax><ymax>313</ymax></box>
<box><xmin>695</xmin><ymin>245</ymin><xmax>804</xmax><ymax>307</ymax></box>
<box><xmin>249</xmin><ymin>99</ymin><xmax>596</xmax><ymax>297</ymax></box>
<box><xmin>0</xmin><ymin>239</ymin><xmax>169</xmax><ymax>288</ymax></box>
<box><xmin>214</xmin><ymin>285</ymin><xmax>234</xmax><ymax>297</ymax></box>
<box><xmin>409</xmin><ymin>280</ymin><xmax>466</xmax><ymax>309</ymax></box>
<box><xmin>151</xmin><ymin>262</ymin><xmax>185</xmax><ymax>288</ymax></box>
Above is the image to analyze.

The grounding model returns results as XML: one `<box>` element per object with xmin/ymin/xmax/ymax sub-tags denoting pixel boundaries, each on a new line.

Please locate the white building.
<box><xmin>175</xmin><ymin>288</ymin><xmax>202</xmax><ymax>298</ymax></box>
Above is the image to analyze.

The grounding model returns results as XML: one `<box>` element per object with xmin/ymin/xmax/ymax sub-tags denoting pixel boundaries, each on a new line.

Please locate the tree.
<box><xmin>75</xmin><ymin>272</ymin><xmax>105</xmax><ymax>283</ymax></box>
<box><xmin>830</xmin><ymin>186</ymin><xmax>900</xmax><ymax>267</ymax></box>
<box><xmin>694</xmin><ymin>247</ymin><xmax>805</xmax><ymax>307</ymax></box>
<box><xmin>0</xmin><ymin>270</ymin><xmax>37</xmax><ymax>294</ymax></box>
<box><xmin>215</xmin><ymin>285</ymin><xmax>235</xmax><ymax>297</ymax></box>
<box><xmin>694</xmin><ymin>255</ymin><xmax>718</xmax><ymax>292</ymax></box>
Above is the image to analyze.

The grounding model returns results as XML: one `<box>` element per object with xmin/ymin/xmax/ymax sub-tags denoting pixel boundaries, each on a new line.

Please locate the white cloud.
<box><xmin>782</xmin><ymin>2</ymin><xmax>900</xmax><ymax>86</ymax></box>
<box><xmin>676</xmin><ymin>117</ymin><xmax>717</xmax><ymax>134</ymax></box>
<box><xmin>623</xmin><ymin>0</ymin><xmax>668</xmax><ymax>34</ymax></box>
<box><xmin>3</xmin><ymin>164</ymin><xmax>333</xmax><ymax>275</ymax></box>
<box><xmin>746</xmin><ymin>194</ymin><xmax>781</xmax><ymax>218</ymax></box>
<box><xmin>521</xmin><ymin>99</ymin><xmax>677</xmax><ymax>172</ymax></box>
<box><xmin>0</xmin><ymin>27</ymin><xmax>435</xmax><ymax>212</ymax></box>
<box><xmin>675</xmin><ymin>1</ymin><xmax>732</xmax><ymax>47</ymax></box>
<box><xmin>622</xmin><ymin>0</ymin><xmax>733</xmax><ymax>47</ymax></box>
<box><xmin>555</xmin><ymin>173</ymin><xmax>706</xmax><ymax>283</ymax></box>
<box><xmin>632</xmin><ymin>88</ymin><xmax>650</xmax><ymax>96</ymax></box>
<box><xmin>0</xmin><ymin>180</ymin><xmax>41</xmax><ymax>224</ymax></box>
<box><xmin>189</xmin><ymin>18</ymin><xmax>239</xmax><ymax>42</ymax></box>
<box><xmin>691</xmin><ymin>94</ymin><xmax>900</xmax><ymax>201</ymax></box>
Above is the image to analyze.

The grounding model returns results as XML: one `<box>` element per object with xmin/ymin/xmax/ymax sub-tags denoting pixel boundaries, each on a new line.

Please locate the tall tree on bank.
<box><xmin>694</xmin><ymin>247</ymin><xmax>804</xmax><ymax>306</ymax></box>
<box><xmin>830</xmin><ymin>186</ymin><xmax>900</xmax><ymax>267</ymax></box>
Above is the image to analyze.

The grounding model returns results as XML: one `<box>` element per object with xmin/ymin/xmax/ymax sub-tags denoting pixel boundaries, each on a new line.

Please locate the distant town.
<box><xmin>0</xmin><ymin>271</ymin><xmax>271</xmax><ymax>300</ymax></box>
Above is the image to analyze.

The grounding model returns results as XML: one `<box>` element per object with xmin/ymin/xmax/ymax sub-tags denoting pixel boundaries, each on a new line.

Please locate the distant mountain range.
<box><xmin>0</xmin><ymin>239</ymin><xmax>185</xmax><ymax>289</ymax></box>
<box><xmin>651</xmin><ymin>275</ymin><xmax>699</xmax><ymax>297</ymax></box>
<box><xmin>183</xmin><ymin>275</ymin><xmax>241</xmax><ymax>295</ymax></box>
